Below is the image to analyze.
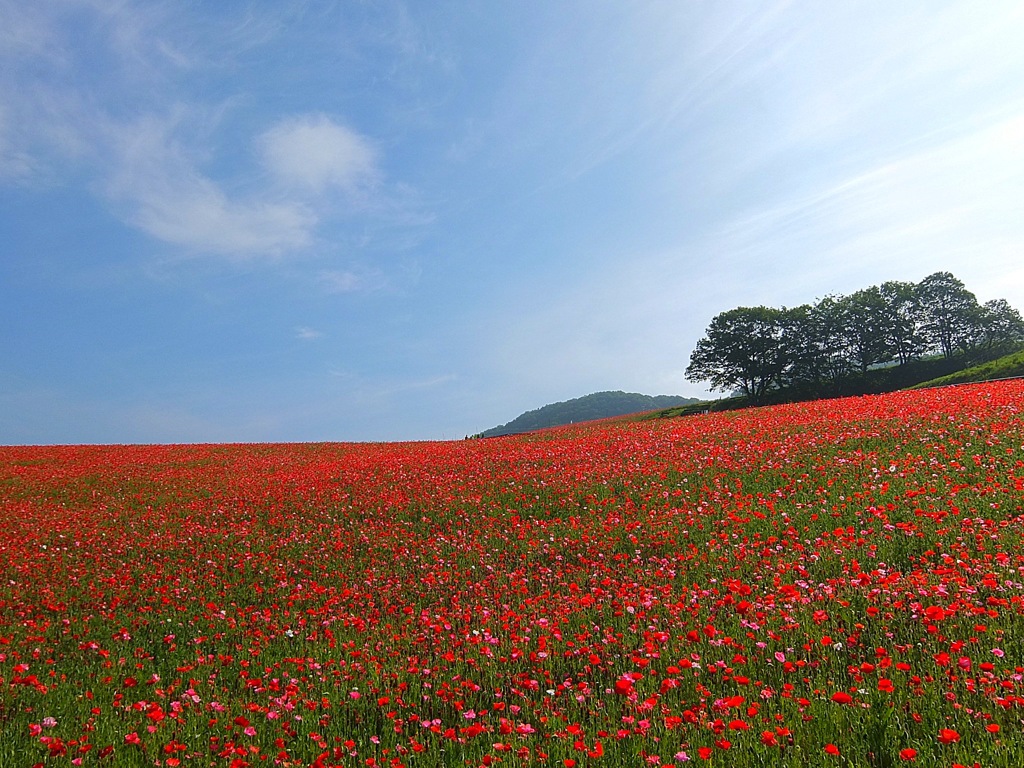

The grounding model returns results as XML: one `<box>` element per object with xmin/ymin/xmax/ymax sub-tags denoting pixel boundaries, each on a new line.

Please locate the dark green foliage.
<box><xmin>686</xmin><ymin>272</ymin><xmax>1023</xmax><ymax>402</ymax></box>
<box><xmin>915</xmin><ymin>271</ymin><xmax>980</xmax><ymax>358</ymax></box>
<box><xmin>478</xmin><ymin>391</ymin><xmax>700</xmax><ymax>437</ymax></box>
<box><xmin>878</xmin><ymin>280</ymin><xmax>927</xmax><ymax>365</ymax></box>
<box><xmin>685</xmin><ymin>306</ymin><xmax>798</xmax><ymax>403</ymax></box>
<box><xmin>976</xmin><ymin>298</ymin><xmax>1024</xmax><ymax>355</ymax></box>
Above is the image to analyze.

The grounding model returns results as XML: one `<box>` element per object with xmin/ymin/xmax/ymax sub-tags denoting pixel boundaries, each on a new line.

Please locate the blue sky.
<box><xmin>2</xmin><ymin>1</ymin><xmax>1023</xmax><ymax>444</ymax></box>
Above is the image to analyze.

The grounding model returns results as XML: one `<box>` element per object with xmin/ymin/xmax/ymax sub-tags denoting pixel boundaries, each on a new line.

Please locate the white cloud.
<box><xmin>318</xmin><ymin>268</ymin><xmax>388</xmax><ymax>294</ymax></box>
<box><xmin>132</xmin><ymin>185</ymin><xmax>314</xmax><ymax>257</ymax></box>
<box><xmin>100</xmin><ymin>111</ymin><xmax>400</xmax><ymax>258</ymax></box>
<box><xmin>0</xmin><ymin>3</ymin><xmax>398</xmax><ymax>260</ymax></box>
<box><xmin>715</xmin><ymin>109</ymin><xmax>1024</xmax><ymax>292</ymax></box>
<box><xmin>0</xmin><ymin>1</ymin><xmax>59</xmax><ymax>59</ymax></box>
<box><xmin>319</xmin><ymin>270</ymin><xmax>362</xmax><ymax>293</ymax></box>
<box><xmin>0</xmin><ymin>106</ymin><xmax>34</xmax><ymax>180</ymax></box>
<box><xmin>327</xmin><ymin>369</ymin><xmax>459</xmax><ymax>400</ymax></box>
<box><xmin>105</xmin><ymin>115</ymin><xmax>316</xmax><ymax>256</ymax></box>
<box><xmin>295</xmin><ymin>326</ymin><xmax>323</xmax><ymax>340</ymax></box>
<box><xmin>258</xmin><ymin>114</ymin><xmax>379</xmax><ymax>194</ymax></box>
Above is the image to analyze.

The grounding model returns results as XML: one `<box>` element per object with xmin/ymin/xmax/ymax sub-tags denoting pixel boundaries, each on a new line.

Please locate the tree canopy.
<box><xmin>685</xmin><ymin>272</ymin><xmax>1024</xmax><ymax>403</ymax></box>
<box><xmin>686</xmin><ymin>307</ymin><xmax>787</xmax><ymax>401</ymax></box>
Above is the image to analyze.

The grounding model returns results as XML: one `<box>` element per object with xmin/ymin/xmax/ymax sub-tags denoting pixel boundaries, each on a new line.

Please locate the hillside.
<box><xmin>479</xmin><ymin>390</ymin><xmax>700</xmax><ymax>437</ymax></box>
<box><xmin>909</xmin><ymin>348</ymin><xmax>1024</xmax><ymax>389</ymax></box>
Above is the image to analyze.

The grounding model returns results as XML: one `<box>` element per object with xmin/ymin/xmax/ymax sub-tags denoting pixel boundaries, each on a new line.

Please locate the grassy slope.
<box><xmin>909</xmin><ymin>348</ymin><xmax>1024</xmax><ymax>389</ymax></box>
<box><xmin>642</xmin><ymin>397</ymin><xmax>741</xmax><ymax>420</ymax></box>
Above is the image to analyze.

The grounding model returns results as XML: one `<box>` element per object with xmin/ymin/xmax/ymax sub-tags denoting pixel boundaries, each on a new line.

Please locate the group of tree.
<box><xmin>685</xmin><ymin>272</ymin><xmax>1024</xmax><ymax>403</ymax></box>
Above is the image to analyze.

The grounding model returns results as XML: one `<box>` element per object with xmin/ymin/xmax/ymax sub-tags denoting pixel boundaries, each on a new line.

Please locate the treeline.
<box><xmin>686</xmin><ymin>271</ymin><xmax>1024</xmax><ymax>403</ymax></box>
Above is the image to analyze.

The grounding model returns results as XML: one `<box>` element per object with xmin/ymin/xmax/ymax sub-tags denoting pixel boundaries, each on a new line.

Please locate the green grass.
<box><xmin>908</xmin><ymin>348</ymin><xmax>1024</xmax><ymax>389</ymax></box>
<box><xmin>642</xmin><ymin>395</ymin><xmax>748</xmax><ymax>420</ymax></box>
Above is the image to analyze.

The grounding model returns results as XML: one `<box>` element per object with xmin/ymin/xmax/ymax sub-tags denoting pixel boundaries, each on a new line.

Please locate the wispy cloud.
<box><xmin>0</xmin><ymin>3</ymin><xmax>418</xmax><ymax>262</ymax></box>
<box><xmin>319</xmin><ymin>270</ymin><xmax>362</xmax><ymax>293</ymax></box>
<box><xmin>327</xmin><ymin>369</ymin><xmax>458</xmax><ymax>398</ymax></box>
<box><xmin>0</xmin><ymin>2</ymin><xmax>176</xmax><ymax>176</ymax></box>
<box><xmin>318</xmin><ymin>267</ymin><xmax>389</xmax><ymax>294</ymax></box>
<box><xmin>295</xmin><ymin>326</ymin><xmax>323</xmax><ymax>340</ymax></box>
<box><xmin>718</xmin><ymin>110</ymin><xmax>1024</xmax><ymax>281</ymax></box>
<box><xmin>104</xmin><ymin>114</ymin><xmax>317</xmax><ymax>257</ymax></box>
<box><xmin>0</xmin><ymin>1</ymin><xmax>61</xmax><ymax>59</ymax></box>
<box><xmin>482</xmin><ymin>102</ymin><xmax>1024</xmax><ymax>411</ymax></box>
<box><xmin>99</xmin><ymin>108</ymin><xmax>413</xmax><ymax>259</ymax></box>
<box><xmin>0</xmin><ymin>104</ymin><xmax>35</xmax><ymax>181</ymax></box>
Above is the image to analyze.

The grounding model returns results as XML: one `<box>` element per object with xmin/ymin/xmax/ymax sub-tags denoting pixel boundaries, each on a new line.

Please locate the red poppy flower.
<box><xmin>938</xmin><ymin>729</ymin><xmax>960</xmax><ymax>745</ymax></box>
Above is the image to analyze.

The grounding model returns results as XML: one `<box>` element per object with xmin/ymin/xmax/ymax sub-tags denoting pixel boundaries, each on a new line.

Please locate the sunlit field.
<box><xmin>3</xmin><ymin>382</ymin><xmax>1024</xmax><ymax>767</ymax></box>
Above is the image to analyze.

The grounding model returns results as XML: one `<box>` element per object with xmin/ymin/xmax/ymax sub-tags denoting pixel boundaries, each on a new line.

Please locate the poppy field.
<box><xmin>2</xmin><ymin>381</ymin><xmax>1024</xmax><ymax>768</ymax></box>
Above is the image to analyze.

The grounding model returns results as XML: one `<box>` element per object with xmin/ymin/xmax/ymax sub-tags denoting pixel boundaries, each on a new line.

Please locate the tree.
<box><xmin>686</xmin><ymin>272</ymin><xmax>1024</xmax><ymax>403</ymax></box>
<box><xmin>878</xmin><ymin>280</ymin><xmax>927</xmax><ymax>365</ymax></box>
<box><xmin>974</xmin><ymin>298</ymin><xmax>1024</xmax><ymax>354</ymax></box>
<box><xmin>685</xmin><ymin>306</ymin><xmax>792</xmax><ymax>403</ymax></box>
<box><xmin>786</xmin><ymin>297</ymin><xmax>853</xmax><ymax>395</ymax></box>
<box><xmin>841</xmin><ymin>287</ymin><xmax>892</xmax><ymax>373</ymax></box>
<box><xmin>915</xmin><ymin>272</ymin><xmax>981</xmax><ymax>358</ymax></box>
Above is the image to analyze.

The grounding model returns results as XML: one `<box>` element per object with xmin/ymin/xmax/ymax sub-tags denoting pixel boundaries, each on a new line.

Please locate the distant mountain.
<box><xmin>479</xmin><ymin>391</ymin><xmax>701</xmax><ymax>437</ymax></box>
